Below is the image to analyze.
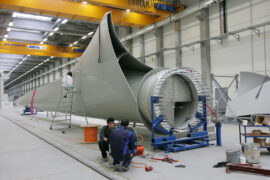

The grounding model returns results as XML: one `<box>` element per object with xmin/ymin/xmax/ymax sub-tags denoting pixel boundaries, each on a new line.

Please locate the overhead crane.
<box><xmin>82</xmin><ymin>0</ymin><xmax>185</xmax><ymax>16</ymax></box>
<box><xmin>0</xmin><ymin>0</ymin><xmax>156</xmax><ymax>28</ymax></box>
<box><xmin>0</xmin><ymin>40</ymin><xmax>83</xmax><ymax>58</ymax></box>
<box><xmin>0</xmin><ymin>0</ymin><xmax>185</xmax><ymax>28</ymax></box>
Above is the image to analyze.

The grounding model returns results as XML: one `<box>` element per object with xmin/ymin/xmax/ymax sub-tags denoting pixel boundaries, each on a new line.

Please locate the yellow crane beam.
<box><xmin>0</xmin><ymin>0</ymin><xmax>159</xmax><ymax>28</ymax></box>
<box><xmin>0</xmin><ymin>41</ymin><xmax>83</xmax><ymax>58</ymax></box>
<box><xmin>84</xmin><ymin>0</ymin><xmax>172</xmax><ymax>16</ymax></box>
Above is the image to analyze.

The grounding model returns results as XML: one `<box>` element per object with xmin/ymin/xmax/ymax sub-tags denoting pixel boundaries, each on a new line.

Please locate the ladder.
<box><xmin>50</xmin><ymin>90</ymin><xmax>89</xmax><ymax>130</ymax></box>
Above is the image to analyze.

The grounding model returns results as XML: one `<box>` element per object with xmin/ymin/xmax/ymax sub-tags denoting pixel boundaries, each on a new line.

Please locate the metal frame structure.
<box><xmin>210</xmin><ymin>74</ymin><xmax>239</xmax><ymax>146</ymax></box>
<box><xmin>151</xmin><ymin>96</ymin><xmax>210</xmax><ymax>153</ymax></box>
<box><xmin>211</xmin><ymin>74</ymin><xmax>239</xmax><ymax>120</ymax></box>
<box><xmin>239</xmin><ymin>121</ymin><xmax>270</xmax><ymax>150</ymax></box>
<box><xmin>136</xmin><ymin>20</ymin><xmax>270</xmax><ymax>60</ymax></box>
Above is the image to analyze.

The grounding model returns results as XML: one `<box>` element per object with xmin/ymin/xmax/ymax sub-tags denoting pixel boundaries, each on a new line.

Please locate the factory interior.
<box><xmin>1</xmin><ymin>0</ymin><xmax>270</xmax><ymax>179</ymax></box>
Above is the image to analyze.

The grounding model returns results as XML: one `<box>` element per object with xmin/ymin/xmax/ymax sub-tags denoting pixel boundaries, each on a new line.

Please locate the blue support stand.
<box><xmin>22</xmin><ymin>107</ymin><xmax>37</xmax><ymax>115</ymax></box>
<box><xmin>151</xmin><ymin>96</ymin><xmax>210</xmax><ymax>153</ymax></box>
<box><xmin>215</xmin><ymin>123</ymin><xmax>222</xmax><ymax>146</ymax></box>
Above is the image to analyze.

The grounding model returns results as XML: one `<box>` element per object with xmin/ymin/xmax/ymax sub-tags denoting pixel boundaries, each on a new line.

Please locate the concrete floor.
<box><xmin>1</xmin><ymin>108</ymin><xmax>270</xmax><ymax>180</ymax></box>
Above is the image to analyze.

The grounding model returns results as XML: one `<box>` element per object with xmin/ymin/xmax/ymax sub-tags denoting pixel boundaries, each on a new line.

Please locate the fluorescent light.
<box><xmin>81</xmin><ymin>35</ymin><xmax>87</xmax><ymax>39</ymax></box>
<box><xmin>53</xmin><ymin>27</ymin><xmax>59</xmax><ymax>31</ymax></box>
<box><xmin>43</xmin><ymin>38</ymin><xmax>48</xmax><ymax>42</ymax></box>
<box><xmin>7</xmin><ymin>28</ymin><xmax>11</xmax><ymax>32</ymax></box>
<box><xmin>9</xmin><ymin>22</ymin><xmax>13</xmax><ymax>26</ymax></box>
<box><xmin>69</xmin><ymin>44</ymin><xmax>73</xmax><ymax>47</ymax></box>
<box><xmin>9</xmin><ymin>28</ymin><xmax>40</xmax><ymax>33</ymax></box>
<box><xmin>4</xmin><ymin>34</ymin><xmax>8</xmax><ymax>38</ymax></box>
<box><xmin>12</xmin><ymin>12</ymin><xmax>17</xmax><ymax>18</ymax></box>
<box><xmin>82</xmin><ymin>1</ymin><xmax>87</xmax><ymax>4</ymax></box>
<box><xmin>19</xmin><ymin>61</ymin><xmax>23</xmax><ymax>65</ymax></box>
<box><xmin>13</xmin><ymin>12</ymin><xmax>52</xmax><ymax>21</ymax></box>
<box><xmin>50</xmin><ymin>56</ymin><xmax>54</xmax><ymax>58</ymax></box>
<box><xmin>40</xmin><ymin>42</ymin><xmax>44</xmax><ymax>44</ymax></box>
<box><xmin>126</xmin><ymin>9</ymin><xmax>131</xmax><ymax>12</ymax></box>
<box><xmin>87</xmin><ymin>32</ymin><xmax>93</xmax><ymax>36</ymax></box>
<box><xmin>61</xmin><ymin>19</ymin><xmax>68</xmax><ymax>24</ymax></box>
<box><xmin>48</xmin><ymin>32</ymin><xmax>54</xmax><ymax>36</ymax></box>
<box><xmin>3</xmin><ymin>38</ymin><xmax>7</xmax><ymax>41</ymax></box>
<box><xmin>27</xmin><ymin>54</ymin><xmax>30</xmax><ymax>57</ymax></box>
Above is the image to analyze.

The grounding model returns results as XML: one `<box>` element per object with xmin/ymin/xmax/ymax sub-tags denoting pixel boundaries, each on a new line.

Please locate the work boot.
<box><xmin>102</xmin><ymin>157</ymin><xmax>108</xmax><ymax>162</ymax></box>
<box><xmin>113</xmin><ymin>164</ymin><xmax>120</xmax><ymax>171</ymax></box>
<box><xmin>121</xmin><ymin>165</ymin><xmax>129</xmax><ymax>172</ymax></box>
<box><xmin>108</xmin><ymin>156</ymin><xmax>113</xmax><ymax>166</ymax></box>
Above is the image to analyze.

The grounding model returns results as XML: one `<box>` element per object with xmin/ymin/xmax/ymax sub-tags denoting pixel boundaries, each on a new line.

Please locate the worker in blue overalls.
<box><xmin>109</xmin><ymin>120</ymin><xmax>137</xmax><ymax>171</ymax></box>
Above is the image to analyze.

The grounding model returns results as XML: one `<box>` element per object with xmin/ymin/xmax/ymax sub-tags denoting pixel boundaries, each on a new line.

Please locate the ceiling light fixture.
<box><xmin>12</xmin><ymin>12</ymin><xmax>52</xmax><ymax>21</ymax></box>
<box><xmin>12</xmin><ymin>12</ymin><xmax>17</xmax><ymax>18</ymax></box>
<box><xmin>40</xmin><ymin>42</ymin><xmax>44</xmax><ymax>44</ymax></box>
<box><xmin>3</xmin><ymin>38</ymin><xmax>7</xmax><ymax>41</ymax></box>
<box><xmin>73</xmin><ymin>41</ymin><xmax>78</xmax><ymax>44</ymax></box>
<box><xmin>126</xmin><ymin>9</ymin><xmax>131</xmax><ymax>12</ymax></box>
<box><xmin>53</xmin><ymin>27</ymin><xmax>59</xmax><ymax>31</ymax></box>
<box><xmin>82</xmin><ymin>1</ymin><xmax>87</xmax><ymax>4</ymax></box>
<box><xmin>4</xmin><ymin>34</ymin><xmax>8</xmax><ymax>38</ymax></box>
<box><xmin>9</xmin><ymin>22</ymin><xmax>14</xmax><ymax>26</ymax></box>
<box><xmin>87</xmin><ymin>32</ymin><xmax>93</xmax><ymax>36</ymax></box>
<box><xmin>7</xmin><ymin>28</ymin><xmax>11</xmax><ymax>32</ymax></box>
<box><xmin>43</xmin><ymin>38</ymin><xmax>48</xmax><ymax>41</ymax></box>
<box><xmin>81</xmin><ymin>35</ymin><xmax>87</xmax><ymax>39</ymax></box>
<box><xmin>61</xmin><ymin>19</ymin><xmax>68</xmax><ymax>24</ymax></box>
<box><xmin>48</xmin><ymin>32</ymin><xmax>54</xmax><ymax>36</ymax></box>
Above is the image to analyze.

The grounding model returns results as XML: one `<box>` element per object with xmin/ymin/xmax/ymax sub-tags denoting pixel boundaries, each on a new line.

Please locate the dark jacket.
<box><xmin>110</xmin><ymin>126</ymin><xmax>136</xmax><ymax>161</ymax></box>
<box><xmin>99</xmin><ymin>125</ymin><xmax>113</xmax><ymax>142</ymax></box>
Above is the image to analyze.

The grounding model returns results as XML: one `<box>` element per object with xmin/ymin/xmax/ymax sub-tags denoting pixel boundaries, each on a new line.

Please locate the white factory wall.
<box><xmin>163</xmin><ymin>22</ymin><xmax>176</xmax><ymax>68</ymax></box>
<box><xmin>128</xmin><ymin>0</ymin><xmax>270</xmax><ymax>99</ymax></box>
<box><xmin>210</xmin><ymin>0</ymin><xmax>270</xmax><ymax>98</ymax></box>
<box><xmin>181</xmin><ymin>14</ymin><xmax>201</xmax><ymax>73</ymax></box>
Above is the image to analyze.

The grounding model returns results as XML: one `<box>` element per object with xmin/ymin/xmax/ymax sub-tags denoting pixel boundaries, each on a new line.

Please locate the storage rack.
<box><xmin>239</xmin><ymin>124</ymin><xmax>270</xmax><ymax>151</ymax></box>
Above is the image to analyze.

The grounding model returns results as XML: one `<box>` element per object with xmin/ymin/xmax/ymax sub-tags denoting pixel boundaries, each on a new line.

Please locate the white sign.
<box><xmin>28</xmin><ymin>45</ymin><xmax>46</xmax><ymax>50</ymax></box>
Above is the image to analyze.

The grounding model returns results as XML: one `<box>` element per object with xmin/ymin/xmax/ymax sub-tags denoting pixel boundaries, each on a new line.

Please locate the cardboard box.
<box><xmin>263</xmin><ymin>117</ymin><xmax>270</xmax><ymax>125</ymax></box>
<box><xmin>253</xmin><ymin>137</ymin><xmax>266</xmax><ymax>147</ymax></box>
<box><xmin>255</xmin><ymin>116</ymin><xmax>264</xmax><ymax>124</ymax></box>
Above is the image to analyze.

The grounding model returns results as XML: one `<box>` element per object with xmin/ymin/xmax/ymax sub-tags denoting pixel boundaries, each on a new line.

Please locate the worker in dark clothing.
<box><xmin>98</xmin><ymin>118</ymin><xmax>115</xmax><ymax>161</ymax></box>
<box><xmin>110</xmin><ymin>120</ymin><xmax>137</xmax><ymax>171</ymax></box>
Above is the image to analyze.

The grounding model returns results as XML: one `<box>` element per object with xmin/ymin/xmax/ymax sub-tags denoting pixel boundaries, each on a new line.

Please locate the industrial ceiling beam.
<box><xmin>0</xmin><ymin>40</ymin><xmax>83</xmax><ymax>58</ymax></box>
<box><xmin>83</xmin><ymin>0</ymin><xmax>181</xmax><ymax>16</ymax></box>
<box><xmin>0</xmin><ymin>0</ymin><xmax>158</xmax><ymax>28</ymax></box>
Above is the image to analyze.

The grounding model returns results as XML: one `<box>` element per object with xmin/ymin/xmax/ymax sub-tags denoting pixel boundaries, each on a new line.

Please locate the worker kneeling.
<box><xmin>110</xmin><ymin>120</ymin><xmax>137</xmax><ymax>171</ymax></box>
